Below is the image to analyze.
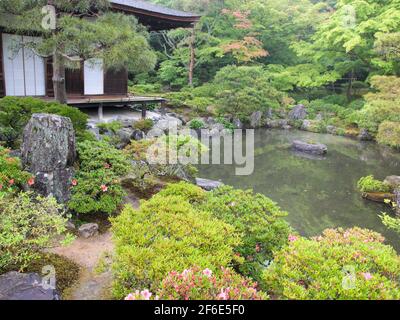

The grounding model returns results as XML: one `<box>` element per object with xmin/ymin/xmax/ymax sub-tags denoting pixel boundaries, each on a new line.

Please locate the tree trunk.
<box><xmin>53</xmin><ymin>51</ymin><xmax>67</xmax><ymax>104</ymax></box>
<box><xmin>188</xmin><ymin>26</ymin><xmax>195</xmax><ymax>87</ymax></box>
<box><xmin>346</xmin><ymin>69</ymin><xmax>354</xmax><ymax>102</ymax></box>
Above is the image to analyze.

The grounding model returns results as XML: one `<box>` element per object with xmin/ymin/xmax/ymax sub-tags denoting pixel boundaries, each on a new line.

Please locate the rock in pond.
<box><xmin>250</xmin><ymin>111</ymin><xmax>263</xmax><ymax>128</ymax></box>
<box><xmin>395</xmin><ymin>188</ymin><xmax>400</xmax><ymax>216</ymax></box>
<box><xmin>0</xmin><ymin>272</ymin><xmax>60</xmax><ymax>300</ymax></box>
<box><xmin>288</xmin><ymin>104</ymin><xmax>307</xmax><ymax>120</ymax></box>
<box><xmin>292</xmin><ymin>140</ymin><xmax>328</xmax><ymax>155</ymax></box>
<box><xmin>21</xmin><ymin>114</ymin><xmax>76</xmax><ymax>203</ymax></box>
<box><xmin>78</xmin><ymin>223</ymin><xmax>99</xmax><ymax>239</ymax></box>
<box><xmin>196</xmin><ymin>178</ymin><xmax>224</xmax><ymax>191</ymax></box>
<box><xmin>384</xmin><ymin>176</ymin><xmax>400</xmax><ymax>189</ymax></box>
<box><xmin>362</xmin><ymin>192</ymin><xmax>395</xmax><ymax>203</ymax></box>
<box><xmin>358</xmin><ymin>128</ymin><xmax>373</xmax><ymax>141</ymax></box>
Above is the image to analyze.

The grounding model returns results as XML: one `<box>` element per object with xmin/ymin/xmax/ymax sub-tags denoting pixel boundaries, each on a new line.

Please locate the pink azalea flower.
<box><xmin>71</xmin><ymin>179</ymin><xmax>78</xmax><ymax>186</ymax></box>
<box><xmin>255</xmin><ymin>244</ymin><xmax>261</xmax><ymax>253</ymax></box>
<box><xmin>125</xmin><ymin>294</ymin><xmax>136</xmax><ymax>301</ymax></box>
<box><xmin>104</xmin><ymin>163</ymin><xmax>111</xmax><ymax>169</ymax></box>
<box><xmin>288</xmin><ymin>235</ymin><xmax>298</xmax><ymax>242</ymax></box>
<box><xmin>203</xmin><ymin>268</ymin><xmax>213</xmax><ymax>277</ymax></box>
<box><xmin>8</xmin><ymin>179</ymin><xmax>14</xmax><ymax>186</ymax></box>
<box><xmin>141</xmin><ymin>289</ymin><xmax>152</xmax><ymax>300</ymax></box>
<box><xmin>0</xmin><ymin>184</ymin><xmax>3</xmax><ymax>190</ymax></box>
<box><xmin>28</xmin><ymin>177</ymin><xmax>35</xmax><ymax>186</ymax></box>
<box><xmin>217</xmin><ymin>289</ymin><xmax>228</xmax><ymax>300</ymax></box>
<box><xmin>362</xmin><ymin>272</ymin><xmax>373</xmax><ymax>281</ymax></box>
<box><xmin>101</xmin><ymin>184</ymin><xmax>108</xmax><ymax>192</ymax></box>
<box><xmin>182</xmin><ymin>269</ymin><xmax>191</xmax><ymax>278</ymax></box>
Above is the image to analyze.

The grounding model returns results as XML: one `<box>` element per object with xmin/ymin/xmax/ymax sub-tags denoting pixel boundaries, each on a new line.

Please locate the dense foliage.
<box><xmin>0</xmin><ymin>192</ymin><xmax>71</xmax><ymax>271</ymax></box>
<box><xmin>357</xmin><ymin>175</ymin><xmax>392</xmax><ymax>193</ymax></box>
<box><xmin>262</xmin><ymin>228</ymin><xmax>400</xmax><ymax>300</ymax></box>
<box><xmin>111</xmin><ymin>188</ymin><xmax>241</xmax><ymax>298</ymax></box>
<box><xmin>0</xmin><ymin>147</ymin><xmax>33</xmax><ymax>196</ymax></box>
<box><xmin>68</xmin><ymin>140</ymin><xmax>130</xmax><ymax>215</ymax></box>
<box><xmin>0</xmin><ymin>97</ymin><xmax>89</xmax><ymax>148</ymax></box>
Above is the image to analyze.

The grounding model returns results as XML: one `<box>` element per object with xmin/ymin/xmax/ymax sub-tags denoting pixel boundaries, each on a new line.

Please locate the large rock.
<box><xmin>153</xmin><ymin>116</ymin><xmax>183</xmax><ymax>132</ymax></box>
<box><xmin>395</xmin><ymin>188</ymin><xmax>400</xmax><ymax>216</ymax></box>
<box><xmin>358</xmin><ymin>128</ymin><xmax>373</xmax><ymax>141</ymax></box>
<box><xmin>288</xmin><ymin>104</ymin><xmax>307</xmax><ymax>120</ymax></box>
<box><xmin>384</xmin><ymin>176</ymin><xmax>400</xmax><ymax>189</ymax></box>
<box><xmin>292</xmin><ymin>140</ymin><xmax>328</xmax><ymax>155</ymax></box>
<box><xmin>78</xmin><ymin>223</ymin><xmax>99</xmax><ymax>239</ymax></box>
<box><xmin>233</xmin><ymin>118</ymin><xmax>243</xmax><ymax>129</ymax></box>
<box><xmin>0</xmin><ymin>272</ymin><xmax>60</xmax><ymax>300</ymax></box>
<box><xmin>250</xmin><ymin>111</ymin><xmax>263</xmax><ymax>128</ymax></box>
<box><xmin>21</xmin><ymin>114</ymin><xmax>76</xmax><ymax>203</ymax></box>
<box><xmin>196</xmin><ymin>178</ymin><xmax>224</xmax><ymax>191</ymax></box>
<box><xmin>362</xmin><ymin>192</ymin><xmax>395</xmax><ymax>204</ymax></box>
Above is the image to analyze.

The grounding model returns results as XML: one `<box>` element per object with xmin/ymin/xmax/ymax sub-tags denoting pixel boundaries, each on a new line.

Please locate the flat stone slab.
<box><xmin>292</xmin><ymin>140</ymin><xmax>328</xmax><ymax>155</ymax></box>
<box><xmin>0</xmin><ymin>272</ymin><xmax>59</xmax><ymax>300</ymax></box>
<box><xmin>196</xmin><ymin>178</ymin><xmax>224</xmax><ymax>191</ymax></box>
<box><xmin>78</xmin><ymin>223</ymin><xmax>99</xmax><ymax>239</ymax></box>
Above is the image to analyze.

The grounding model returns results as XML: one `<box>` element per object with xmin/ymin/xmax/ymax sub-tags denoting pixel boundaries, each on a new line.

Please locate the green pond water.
<box><xmin>198</xmin><ymin>129</ymin><xmax>400</xmax><ymax>250</ymax></box>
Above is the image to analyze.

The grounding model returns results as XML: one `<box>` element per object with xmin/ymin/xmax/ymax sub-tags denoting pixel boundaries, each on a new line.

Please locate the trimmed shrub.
<box><xmin>68</xmin><ymin>140</ymin><xmax>130</xmax><ymax>215</ymax></box>
<box><xmin>0</xmin><ymin>192</ymin><xmax>72</xmax><ymax>271</ymax></box>
<box><xmin>111</xmin><ymin>191</ymin><xmax>242</xmax><ymax>298</ymax></box>
<box><xmin>376</xmin><ymin>121</ymin><xmax>400</xmax><ymax>149</ymax></box>
<box><xmin>97</xmin><ymin>121</ymin><xmax>123</xmax><ymax>134</ymax></box>
<box><xmin>0</xmin><ymin>97</ymin><xmax>88</xmax><ymax>147</ymax></box>
<box><xmin>133</xmin><ymin>119</ymin><xmax>154</xmax><ymax>132</ymax></box>
<box><xmin>200</xmin><ymin>186</ymin><xmax>291</xmax><ymax>282</ymax></box>
<box><xmin>0</xmin><ymin>147</ymin><xmax>33</xmax><ymax>196</ymax></box>
<box><xmin>125</xmin><ymin>266</ymin><xmax>267</xmax><ymax>300</ymax></box>
<box><xmin>357</xmin><ymin>175</ymin><xmax>392</xmax><ymax>193</ymax></box>
<box><xmin>189</xmin><ymin>119</ymin><xmax>206</xmax><ymax>130</ymax></box>
<box><xmin>262</xmin><ymin>228</ymin><xmax>400</xmax><ymax>300</ymax></box>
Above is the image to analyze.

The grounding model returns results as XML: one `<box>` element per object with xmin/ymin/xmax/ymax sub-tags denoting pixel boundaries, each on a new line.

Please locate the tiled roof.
<box><xmin>111</xmin><ymin>0</ymin><xmax>199</xmax><ymax>18</ymax></box>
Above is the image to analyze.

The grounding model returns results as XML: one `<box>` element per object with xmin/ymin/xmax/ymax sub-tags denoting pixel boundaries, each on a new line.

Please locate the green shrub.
<box><xmin>111</xmin><ymin>191</ymin><xmax>242</xmax><ymax>298</ymax></box>
<box><xmin>124</xmin><ymin>139</ymin><xmax>156</xmax><ymax>161</ymax></box>
<box><xmin>97</xmin><ymin>121</ymin><xmax>123</xmax><ymax>134</ymax></box>
<box><xmin>262</xmin><ymin>228</ymin><xmax>400</xmax><ymax>300</ymax></box>
<box><xmin>0</xmin><ymin>147</ymin><xmax>33</xmax><ymax>196</ymax></box>
<box><xmin>0</xmin><ymin>192</ymin><xmax>72</xmax><ymax>271</ymax></box>
<box><xmin>376</xmin><ymin>121</ymin><xmax>400</xmax><ymax>149</ymax></box>
<box><xmin>129</xmin><ymin>84</ymin><xmax>162</xmax><ymax>95</ymax></box>
<box><xmin>68</xmin><ymin>140</ymin><xmax>130</xmax><ymax>215</ymax></box>
<box><xmin>157</xmin><ymin>181</ymin><xmax>207</xmax><ymax>204</ymax></box>
<box><xmin>0</xmin><ymin>97</ymin><xmax>88</xmax><ymax>148</ymax></box>
<box><xmin>133</xmin><ymin>119</ymin><xmax>154</xmax><ymax>132</ymax></box>
<box><xmin>68</xmin><ymin>169</ymin><xmax>126</xmax><ymax>215</ymax></box>
<box><xmin>357</xmin><ymin>175</ymin><xmax>391</xmax><ymax>193</ymax></box>
<box><xmin>189</xmin><ymin>119</ymin><xmax>206</xmax><ymax>130</ymax></box>
<box><xmin>200</xmin><ymin>186</ymin><xmax>291</xmax><ymax>282</ymax></box>
<box><xmin>77</xmin><ymin>140</ymin><xmax>130</xmax><ymax>176</ymax></box>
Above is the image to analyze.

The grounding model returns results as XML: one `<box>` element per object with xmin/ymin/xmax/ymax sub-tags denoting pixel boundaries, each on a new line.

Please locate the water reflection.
<box><xmin>198</xmin><ymin>129</ymin><xmax>400</xmax><ymax>251</ymax></box>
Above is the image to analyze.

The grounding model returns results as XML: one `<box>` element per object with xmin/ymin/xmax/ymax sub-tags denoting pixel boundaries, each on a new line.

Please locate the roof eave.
<box><xmin>111</xmin><ymin>3</ymin><xmax>201</xmax><ymax>24</ymax></box>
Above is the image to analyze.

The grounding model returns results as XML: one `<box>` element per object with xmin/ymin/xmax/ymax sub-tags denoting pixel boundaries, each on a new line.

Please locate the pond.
<box><xmin>198</xmin><ymin>129</ymin><xmax>400</xmax><ymax>251</ymax></box>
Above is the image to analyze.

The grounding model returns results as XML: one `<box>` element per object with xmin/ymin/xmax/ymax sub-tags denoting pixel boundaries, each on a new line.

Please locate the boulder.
<box><xmin>395</xmin><ymin>188</ymin><xmax>400</xmax><ymax>216</ymax></box>
<box><xmin>21</xmin><ymin>114</ymin><xmax>76</xmax><ymax>203</ymax></box>
<box><xmin>384</xmin><ymin>176</ymin><xmax>400</xmax><ymax>189</ymax></box>
<box><xmin>115</xmin><ymin>128</ymin><xmax>135</xmax><ymax>149</ymax></box>
<box><xmin>132</xmin><ymin>129</ymin><xmax>145</xmax><ymax>141</ymax></box>
<box><xmin>233</xmin><ymin>118</ymin><xmax>243</xmax><ymax>129</ymax></box>
<box><xmin>358</xmin><ymin>128</ymin><xmax>373</xmax><ymax>141</ymax></box>
<box><xmin>0</xmin><ymin>272</ymin><xmax>60</xmax><ymax>300</ymax></box>
<box><xmin>250</xmin><ymin>111</ymin><xmax>263</xmax><ymax>128</ymax></box>
<box><xmin>288</xmin><ymin>104</ymin><xmax>307</xmax><ymax>120</ymax></box>
<box><xmin>265</xmin><ymin>108</ymin><xmax>274</xmax><ymax>120</ymax></box>
<box><xmin>78</xmin><ymin>223</ymin><xmax>99</xmax><ymax>239</ymax></box>
<box><xmin>153</xmin><ymin>116</ymin><xmax>183</xmax><ymax>132</ymax></box>
<box><xmin>326</xmin><ymin>125</ymin><xmax>338</xmax><ymax>135</ymax></box>
<box><xmin>266</xmin><ymin>119</ymin><xmax>289</xmax><ymax>129</ymax></box>
<box><xmin>292</xmin><ymin>140</ymin><xmax>328</xmax><ymax>155</ymax></box>
<box><xmin>315</xmin><ymin>113</ymin><xmax>324</xmax><ymax>121</ymax></box>
<box><xmin>196</xmin><ymin>178</ymin><xmax>223</xmax><ymax>191</ymax></box>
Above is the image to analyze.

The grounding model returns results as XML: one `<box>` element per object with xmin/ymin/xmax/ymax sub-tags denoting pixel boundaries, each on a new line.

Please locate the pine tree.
<box><xmin>0</xmin><ymin>0</ymin><xmax>157</xmax><ymax>103</ymax></box>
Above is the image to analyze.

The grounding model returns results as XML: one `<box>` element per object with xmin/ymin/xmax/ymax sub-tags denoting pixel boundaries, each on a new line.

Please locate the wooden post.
<box><xmin>98</xmin><ymin>103</ymin><xmax>104</xmax><ymax>121</ymax></box>
<box><xmin>141</xmin><ymin>103</ymin><xmax>147</xmax><ymax>119</ymax></box>
<box><xmin>160</xmin><ymin>100</ymin><xmax>167</xmax><ymax>116</ymax></box>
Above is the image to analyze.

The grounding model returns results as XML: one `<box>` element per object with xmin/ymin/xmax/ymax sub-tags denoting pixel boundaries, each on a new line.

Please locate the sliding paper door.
<box><xmin>2</xmin><ymin>33</ymin><xmax>45</xmax><ymax>96</ymax></box>
<box><xmin>84</xmin><ymin>59</ymin><xmax>104</xmax><ymax>95</ymax></box>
